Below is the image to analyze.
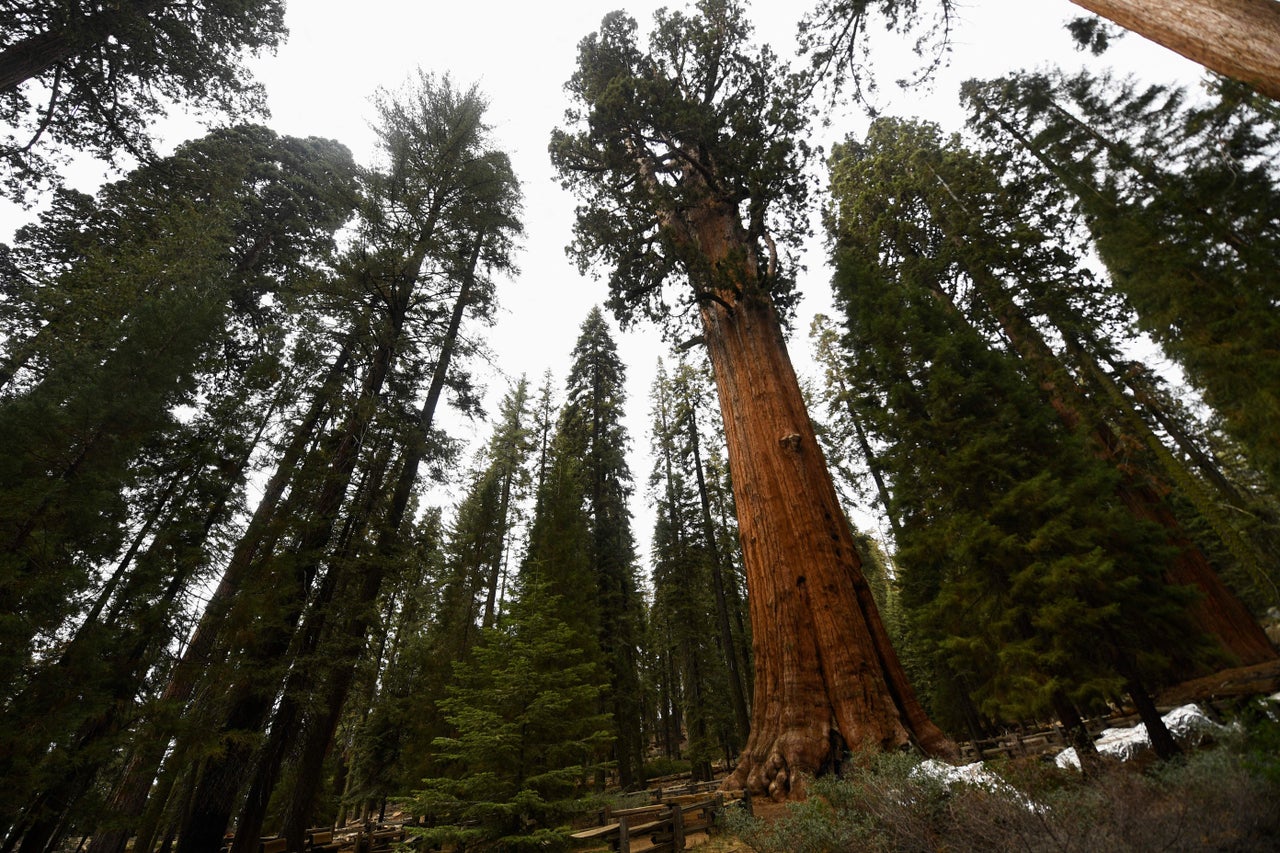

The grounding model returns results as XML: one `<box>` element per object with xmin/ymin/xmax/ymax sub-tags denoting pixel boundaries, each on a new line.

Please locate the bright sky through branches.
<box><xmin>0</xmin><ymin>0</ymin><xmax>1202</xmax><ymax>560</ymax></box>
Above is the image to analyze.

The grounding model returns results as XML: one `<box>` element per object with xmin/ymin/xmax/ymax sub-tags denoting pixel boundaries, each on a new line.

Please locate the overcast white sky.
<box><xmin>1</xmin><ymin>0</ymin><xmax>1206</xmax><ymax>563</ymax></box>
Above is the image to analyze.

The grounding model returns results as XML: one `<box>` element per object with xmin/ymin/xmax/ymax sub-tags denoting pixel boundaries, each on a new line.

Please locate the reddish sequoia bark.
<box><xmin>1071</xmin><ymin>0</ymin><xmax>1280</xmax><ymax>101</ymax></box>
<box><xmin>677</xmin><ymin>200</ymin><xmax>954</xmax><ymax>800</ymax></box>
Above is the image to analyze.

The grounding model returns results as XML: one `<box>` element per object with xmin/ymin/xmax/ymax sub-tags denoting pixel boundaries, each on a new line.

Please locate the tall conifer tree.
<box><xmin>963</xmin><ymin>71</ymin><xmax>1280</xmax><ymax>494</ymax></box>
<box><xmin>825</xmin><ymin>117</ymin><xmax>1222</xmax><ymax>758</ymax></box>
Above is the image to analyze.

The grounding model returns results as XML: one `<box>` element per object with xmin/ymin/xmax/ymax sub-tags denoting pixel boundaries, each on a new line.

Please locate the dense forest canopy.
<box><xmin>1</xmin><ymin>0</ymin><xmax>1278</xmax><ymax>848</ymax></box>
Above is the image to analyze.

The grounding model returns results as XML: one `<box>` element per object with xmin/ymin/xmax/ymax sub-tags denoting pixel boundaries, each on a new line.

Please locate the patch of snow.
<box><xmin>913</xmin><ymin>759</ymin><xmax>1041</xmax><ymax>811</ymax></box>
<box><xmin>1055</xmin><ymin>704</ymin><xmax>1232</xmax><ymax>770</ymax></box>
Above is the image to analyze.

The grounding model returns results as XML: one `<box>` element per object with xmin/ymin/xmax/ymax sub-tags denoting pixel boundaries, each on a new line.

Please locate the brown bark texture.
<box><xmin>678</xmin><ymin>203</ymin><xmax>954</xmax><ymax>800</ymax></box>
<box><xmin>1071</xmin><ymin>0</ymin><xmax>1280</xmax><ymax>101</ymax></box>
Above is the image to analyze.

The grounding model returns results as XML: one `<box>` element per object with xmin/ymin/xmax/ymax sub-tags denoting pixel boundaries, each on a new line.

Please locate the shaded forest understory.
<box><xmin>4</xmin><ymin>0</ymin><xmax>1280</xmax><ymax>851</ymax></box>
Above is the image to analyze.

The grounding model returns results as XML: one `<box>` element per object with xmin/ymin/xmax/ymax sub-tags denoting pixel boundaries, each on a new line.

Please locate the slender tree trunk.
<box><xmin>229</xmin><ymin>434</ymin><xmax>395</xmax><ymax>853</ymax></box>
<box><xmin>1112</xmin><ymin>649</ymin><xmax>1182</xmax><ymax>760</ymax></box>
<box><xmin>241</xmin><ymin>424</ymin><xmax>395</xmax><ymax>832</ymax></box>
<box><xmin>1071</xmin><ymin>0</ymin><xmax>1280</xmax><ymax>101</ymax></box>
<box><xmin>88</xmin><ymin>342</ymin><xmax>351</xmax><ymax>853</ymax></box>
<box><xmin>1071</xmin><ymin>335</ymin><xmax>1280</xmax><ymax>605</ymax></box>
<box><xmin>687</xmin><ymin>407</ymin><xmax>751</xmax><ymax>744</ymax></box>
<box><xmin>663</xmin><ymin>643</ymin><xmax>682</xmax><ymax>759</ymax></box>
<box><xmin>1050</xmin><ymin>690</ymin><xmax>1103</xmax><ymax>776</ymax></box>
<box><xmin>268</xmin><ymin>236</ymin><xmax>483</xmax><ymax>839</ymax></box>
<box><xmin>1111</xmin><ymin>352</ymin><xmax>1280</xmax><ymax>584</ymax></box>
<box><xmin>176</xmin><ymin>329</ymin><xmax>398</xmax><ymax>853</ymax></box>
<box><xmin>957</xmin><ymin>261</ymin><xmax>1275</xmax><ymax>666</ymax></box>
<box><xmin>481</xmin><ymin>467</ymin><xmax>513</xmax><ymax>629</ymax></box>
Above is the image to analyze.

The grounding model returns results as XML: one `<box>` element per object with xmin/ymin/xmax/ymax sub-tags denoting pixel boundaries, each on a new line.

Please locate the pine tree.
<box><xmin>337</xmin><ymin>508</ymin><xmax>448</xmax><ymax>819</ymax></box>
<box><xmin>0</xmin><ymin>125</ymin><xmax>357</xmax><ymax>848</ymax></box>
<box><xmin>826</xmin><ymin>117</ymin><xmax>1219</xmax><ymax>759</ymax></box>
<box><xmin>552</xmin><ymin>307</ymin><xmax>645</xmax><ymax>788</ymax></box>
<box><xmin>407</xmin><ymin>578</ymin><xmax>612</xmax><ymax>852</ymax></box>
<box><xmin>962</xmin><ymin>70</ymin><xmax>1280</xmax><ymax>494</ymax></box>
<box><xmin>195</xmin><ymin>75</ymin><xmax>522</xmax><ymax>851</ymax></box>
<box><xmin>647</xmin><ymin>357</ymin><xmax>736</xmax><ymax>778</ymax></box>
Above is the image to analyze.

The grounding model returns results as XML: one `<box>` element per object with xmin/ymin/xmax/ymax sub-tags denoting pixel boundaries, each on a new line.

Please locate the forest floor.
<box><xmin>587</xmin><ymin>659</ymin><xmax>1280</xmax><ymax>852</ymax></box>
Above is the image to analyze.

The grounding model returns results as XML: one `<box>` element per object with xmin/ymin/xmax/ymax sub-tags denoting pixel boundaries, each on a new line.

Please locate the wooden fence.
<box><xmin>570</xmin><ymin>793</ymin><xmax>732</xmax><ymax>853</ymax></box>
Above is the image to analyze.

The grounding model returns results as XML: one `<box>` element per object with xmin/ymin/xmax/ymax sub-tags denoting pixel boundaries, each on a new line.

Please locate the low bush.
<box><xmin>725</xmin><ymin>721</ymin><xmax>1280</xmax><ymax>852</ymax></box>
<box><xmin>643</xmin><ymin>757</ymin><xmax>692</xmax><ymax>779</ymax></box>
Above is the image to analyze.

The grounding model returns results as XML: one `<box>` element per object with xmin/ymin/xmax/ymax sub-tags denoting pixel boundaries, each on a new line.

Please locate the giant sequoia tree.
<box><xmin>551</xmin><ymin>0</ymin><xmax>953</xmax><ymax>799</ymax></box>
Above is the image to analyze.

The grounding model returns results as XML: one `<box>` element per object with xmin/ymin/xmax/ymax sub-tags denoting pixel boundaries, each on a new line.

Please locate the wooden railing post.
<box><xmin>617</xmin><ymin>816</ymin><xmax>630</xmax><ymax>853</ymax></box>
<box><xmin>670</xmin><ymin>805</ymin><xmax>684</xmax><ymax>850</ymax></box>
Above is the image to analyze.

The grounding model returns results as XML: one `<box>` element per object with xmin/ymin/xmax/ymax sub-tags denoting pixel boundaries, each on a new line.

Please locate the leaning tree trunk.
<box><xmin>957</xmin><ymin>262</ymin><xmax>1276</xmax><ymax>666</ymax></box>
<box><xmin>1071</xmin><ymin>0</ymin><xmax>1280</xmax><ymax>101</ymax></box>
<box><xmin>682</xmin><ymin>202</ymin><xmax>953</xmax><ymax>800</ymax></box>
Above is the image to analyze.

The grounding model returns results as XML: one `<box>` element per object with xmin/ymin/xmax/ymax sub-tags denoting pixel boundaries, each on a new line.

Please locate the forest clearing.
<box><xmin>3</xmin><ymin>0</ymin><xmax>1280</xmax><ymax>851</ymax></box>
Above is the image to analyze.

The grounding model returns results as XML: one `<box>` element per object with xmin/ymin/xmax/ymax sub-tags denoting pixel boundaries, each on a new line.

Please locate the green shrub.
<box><xmin>726</xmin><ymin>737</ymin><xmax>1280</xmax><ymax>852</ymax></box>
<box><xmin>643</xmin><ymin>757</ymin><xmax>692</xmax><ymax>779</ymax></box>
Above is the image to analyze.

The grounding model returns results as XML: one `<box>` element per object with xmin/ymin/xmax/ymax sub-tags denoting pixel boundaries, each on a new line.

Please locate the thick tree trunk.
<box><xmin>707</xmin><ymin>292</ymin><xmax>953</xmax><ymax>797</ymax></box>
<box><xmin>0</xmin><ymin>1</ymin><xmax>166</xmax><ymax>94</ymax></box>
<box><xmin>684</xmin><ymin>206</ymin><xmax>953</xmax><ymax>796</ymax></box>
<box><xmin>1071</xmin><ymin>0</ymin><xmax>1280</xmax><ymax>101</ymax></box>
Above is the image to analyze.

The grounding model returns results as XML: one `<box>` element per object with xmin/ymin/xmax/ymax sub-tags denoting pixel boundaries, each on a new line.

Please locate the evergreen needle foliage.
<box><xmin>406</xmin><ymin>580</ymin><xmax>612</xmax><ymax>853</ymax></box>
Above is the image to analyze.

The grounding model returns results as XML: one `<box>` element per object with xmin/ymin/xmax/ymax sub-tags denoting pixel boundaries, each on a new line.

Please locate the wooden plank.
<box><xmin>368</xmin><ymin>829</ymin><xmax>403</xmax><ymax>850</ymax></box>
<box><xmin>260</xmin><ymin>839</ymin><xmax>289</xmax><ymax>853</ymax></box>
<box><xmin>569</xmin><ymin>818</ymin><xmax>666</xmax><ymax>844</ymax></box>
<box><xmin>570</xmin><ymin>823</ymin><xmax>622</xmax><ymax>840</ymax></box>
<box><xmin>610</xmin><ymin>804</ymin><xmax>666</xmax><ymax>819</ymax></box>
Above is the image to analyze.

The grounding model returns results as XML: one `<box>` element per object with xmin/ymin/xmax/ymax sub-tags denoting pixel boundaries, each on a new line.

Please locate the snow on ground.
<box><xmin>1055</xmin><ymin>704</ymin><xmax>1235</xmax><ymax>770</ymax></box>
<box><xmin>903</xmin><ymin>697</ymin><xmax>1279</xmax><ymax>814</ymax></box>
<box><xmin>914</xmin><ymin>758</ymin><xmax>1041</xmax><ymax>811</ymax></box>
